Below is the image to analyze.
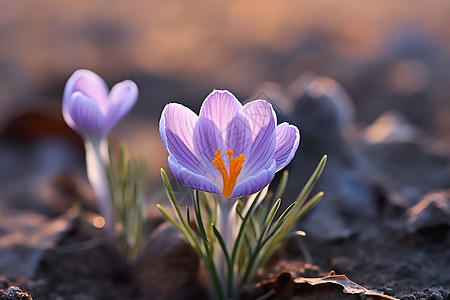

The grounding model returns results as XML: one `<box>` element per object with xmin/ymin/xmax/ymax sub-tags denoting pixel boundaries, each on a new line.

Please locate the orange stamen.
<box><xmin>212</xmin><ymin>149</ymin><xmax>245</xmax><ymax>198</ymax></box>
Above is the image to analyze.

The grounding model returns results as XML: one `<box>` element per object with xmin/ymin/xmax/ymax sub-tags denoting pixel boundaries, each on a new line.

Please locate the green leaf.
<box><xmin>295</xmin><ymin>155</ymin><xmax>327</xmax><ymax>207</ymax></box>
<box><xmin>193</xmin><ymin>191</ymin><xmax>208</xmax><ymax>243</ymax></box>
<box><xmin>160</xmin><ymin>169</ymin><xmax>205</xmax><ymax>256</ymax></box>
<box><xmin>273</xmin><ymin>170</ymin><xmax>289</xmax><ymax>203</ymax></box>
<box><xmin>261</xmin><ymin>198</ymin><xmax>281</xmax><ymax>240</ymax></box>
<box><xmin>284</xmin><ymin>191</ymin><xmax>324</xmax><ymax>233</ymax></box>
<box><xmin>156</xmin><ymin>204</ymin><xmax>188</xmax><ymax>240</ymax></box>
<box><xmin>212</xmin><ymin>224</ymin><xmax>231</xmax><ymax>265</ymax></box>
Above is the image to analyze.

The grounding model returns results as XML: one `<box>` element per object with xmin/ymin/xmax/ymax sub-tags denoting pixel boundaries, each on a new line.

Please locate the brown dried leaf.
<box><xmin>294</xmin><ymin>274</ymin><xmax>399</xmax><ymax>299</ymax></box>
<box><xmin>245</xmin><ymin>272</ymin><xmax>399</xmax><ymax>300</ymax></box>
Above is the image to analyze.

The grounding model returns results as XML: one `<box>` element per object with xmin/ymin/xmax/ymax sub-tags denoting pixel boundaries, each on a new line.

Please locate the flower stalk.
<box><xmin>84</xmin><ymin>138</ymin><xmax>115</xmax><ymax>240</ymax></box>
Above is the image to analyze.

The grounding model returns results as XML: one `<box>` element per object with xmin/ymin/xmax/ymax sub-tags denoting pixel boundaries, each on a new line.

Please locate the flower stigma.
<box><xmin>212</xmin><ymin>149</ymin><xmax>245</xmax><ymax>198</ymax></box>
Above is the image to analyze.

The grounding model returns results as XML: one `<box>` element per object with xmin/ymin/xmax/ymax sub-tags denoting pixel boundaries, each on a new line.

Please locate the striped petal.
<box><xmin>231</xmin><ymin>159</ymin><xmax>276</xmax><ymax>199</ymax></box>
<box><xmin>168</xmin><ymin>154</ymin><xmax>221</xmax><ymax>195</ymax></box>
<box><xmin>274</xmin><ymin>123</ymin><xmax>301</xmax><ymax>171</ymax></box>
<box><xmin>199</xmin><ymin>90</ymin><xmax>242</xmax><ymax>141</ymax></box>
<box><xmin>160</xmin><ymin>103</ymin><xmax>197</xmax><ymax>151</ymax></box>
<box><xmin>240</xmin><ymin>100</ymin><xmax>277</xmax><ymax>178</ymax></box>
<box><xmin>160</xmin><ymin>103</ymin><xmax>202</xmax><ymax>174</ymax></box>
<box><xmin>224</xmin><ymin>113</ymin><xmax>252</xmax><ymax>158</ymax></box>
<box><xmin>193</xmin><ymin>116</ymin><xmax>224</xmax><ymax>180</ymax></box>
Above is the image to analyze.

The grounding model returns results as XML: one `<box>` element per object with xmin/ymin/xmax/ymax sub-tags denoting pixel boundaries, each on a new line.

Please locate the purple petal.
<box><xmin>240</xmin><ymin>100</ymin><xmax>277</xmax><ymax>177</ymax></box>
<box><xmin>165</xmin><ymin>130</ymin><xmax>205</xmax><ymax>174</ymax></box>
<box><xmin>168</xmin><ymin>154</ymin><xmax>221</xmax><ymax>195</ymax></box>
<box><xmin>193</xmin><ymin>117</ymin><xmax>224</xmax><ymax>180</ymax></box>
<box><xmin>63</xmin><ymin>70</ymin><xmax>109</xmax><ymax>127</ymax></box>
<box><xmin>231</xmin><ymin>159</ymin><xmax>276</xmax><ymax>198</ymax></box>
<box><xmin>160</xmin><ymin>103</ymin><xmax>198</xmax><ymax>152</ymax></box>
<box><xmin>224</xmin><ymin>113</ymin><xmax>252</xmax><ymax>157</ymax></box>
<box><xmin>105</xmin><ymin>80</ymin><xmax>138</xmax><ymax>132</ymax></box>
<box><xmin>68</xmin><ymin>92</ymin><xmax>106</xmax><ymax>139</ymax></box>
<box><xmin>241</xmin><ymin>100</ymin><xmax>277</xmax><ymax>141</ymax></box>
<box><xmin>199</xmin><ymin>90</ymin><xmax>242</xmax><ymax>141</ymax></box>
<box><xmin>274</xmin><ymin>123</ymin><xmax>300</xmax><ymax>171</ymax></box>
<box><xmin>160</xmin><ymin>104</ymin><xmax>204</xmax><ymax>174</ymax></box>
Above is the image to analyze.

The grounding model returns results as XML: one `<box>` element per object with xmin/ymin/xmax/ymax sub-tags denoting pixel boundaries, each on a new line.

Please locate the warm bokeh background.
<box><xmin>1</xmin><ymin>0</ymin><xmax>450</xmax><ymax>181</ymax></box>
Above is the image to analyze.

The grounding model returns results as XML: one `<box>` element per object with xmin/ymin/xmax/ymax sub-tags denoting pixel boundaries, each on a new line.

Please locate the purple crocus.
<box><xmin>63</xmin><ymin>69</ymin><xmax>138</xmax><ymax>141</ymax></box>
<box><xmin>62</xmin><ymin>69</ymin><xmax>138</xmax><ymax>240</ymax></box>
<box><xmin>159</xmin><ymin>90</ymin><xmax>300</xmax><ymax>200</ymax></box>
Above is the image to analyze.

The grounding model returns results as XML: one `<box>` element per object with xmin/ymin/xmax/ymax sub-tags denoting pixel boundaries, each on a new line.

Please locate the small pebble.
<box><xmin>427</xmin><ymin>292</ymin><xmax>444</xmax><ymax>300</ymax></box>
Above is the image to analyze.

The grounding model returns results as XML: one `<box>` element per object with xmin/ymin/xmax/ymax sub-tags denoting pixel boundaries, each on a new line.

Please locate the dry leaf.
<box><xmin>244</xmin><ymin>272</ymin><xmax>399</xmax><ymax>300</ymax></box>
<box><xmin>294</xmin><ymin>274</ymin><xmax>399</xmax><ymax>299</ymax></box>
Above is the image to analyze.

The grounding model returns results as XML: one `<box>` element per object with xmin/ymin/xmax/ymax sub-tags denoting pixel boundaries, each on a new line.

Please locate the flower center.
<box><xmin>212</xmin><ymin>149</ymin><xmax>245</xmax><ymax>198</ymax></box>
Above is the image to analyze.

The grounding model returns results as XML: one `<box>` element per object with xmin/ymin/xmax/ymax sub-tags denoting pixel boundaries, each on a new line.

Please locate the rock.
<box><xmin>135</xmin><ymin>222</ymin><xmax>207</xmax><ymax>300</ymax></box>
<box><xmin>407</xmin><ymin>190</ymin><xmax>450</xmax><ymax>238</ymax></box>
<box><xmin>0</xmin><ymin>286</ymin><xmax>33</xmax><ymax>300</ymax></box>
<box><xmin>286</xmin><ymin>72</ymin><xmax>356</xmax><ymax>131</ymax></box>
<box><xmin>359</xmin><ymin>112</ymin><xmax>450</xmax><ymax>209</ymax></box>
<box><xmin>272</xmin><ymin>73</ymin><xmax>376</xmax><ymax>240</ymax></box>
<box><xmin>362</xmin><ymin>110</ymin><xmax>426</xmax><ymax>144</ymax></box>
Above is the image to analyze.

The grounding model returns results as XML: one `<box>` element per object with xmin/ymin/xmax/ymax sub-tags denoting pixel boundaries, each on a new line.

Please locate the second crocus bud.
<box><xmin>62</xmin><ymin>69</ymin><xmax>138</xmax><ymax>241</ymax></box>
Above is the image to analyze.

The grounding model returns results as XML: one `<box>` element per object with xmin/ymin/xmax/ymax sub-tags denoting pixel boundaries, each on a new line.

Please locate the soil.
<box><xmin>2</xmin><ymin>196</ymin><xmax>448</xmax><ymax>300</ymax></box>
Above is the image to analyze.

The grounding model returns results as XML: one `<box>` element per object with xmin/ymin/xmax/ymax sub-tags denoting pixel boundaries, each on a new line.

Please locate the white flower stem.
<box><xmin>216</xmin><ymin>199</ymin><xmax>237</xmax><ymax>298</ymax></box>
<box><xmin>84</xmin><ymin>138</ymin><xmax>115</xmax><ymax>242</ymax></box>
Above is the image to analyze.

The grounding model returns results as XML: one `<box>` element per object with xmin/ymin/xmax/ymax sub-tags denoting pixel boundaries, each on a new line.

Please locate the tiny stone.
<box><xmin>427</xmin><ymin>292</ymin><xmax>444</xmax><ymax>300</ymax></box>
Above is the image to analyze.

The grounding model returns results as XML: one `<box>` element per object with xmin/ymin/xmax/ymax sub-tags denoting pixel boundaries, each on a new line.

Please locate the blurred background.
<box><xmin>0</xmin><ymin>0</ymin><xmax>450</xmax><ymax>208</ymax></box>
<box><xmin>1</xmin><ymin>0</ymin><xmax>450</xmax><ymax>212</ymax></box>
<box><xmin>1</xmin><ymin>0</ymin><xmax>450</xmax><ymax>220</ymax></box>
<box><xmin>1</xmin><ymin>1</ymin><xmax>450</xmax><ymax>161</ymax></box>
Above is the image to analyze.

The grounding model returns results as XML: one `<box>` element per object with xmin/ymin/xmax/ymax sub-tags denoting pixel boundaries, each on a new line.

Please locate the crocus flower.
<box><xmin>159</xmin><ymin>90</ymin><xmax>300</xmax><ymax>200</ymax></box>
<box><xmin>62</xmin><ymin>69</ymin><xmax>138</xmax><ymax>240</ymax></box>
<box><xmin>63</xmin><ymin>69</ymin><xmax>138</xmax><ymax>141</ymax></box>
